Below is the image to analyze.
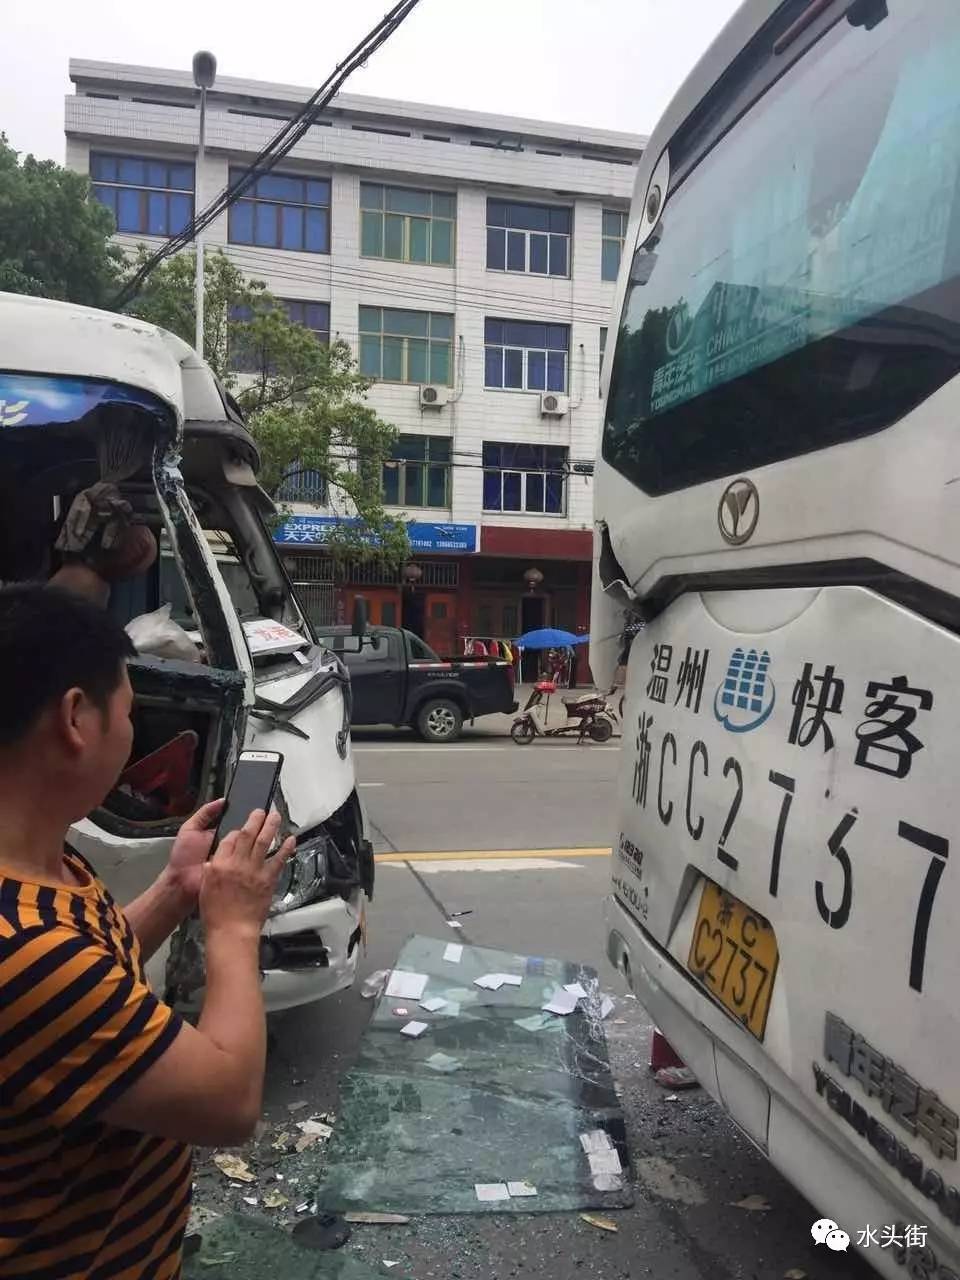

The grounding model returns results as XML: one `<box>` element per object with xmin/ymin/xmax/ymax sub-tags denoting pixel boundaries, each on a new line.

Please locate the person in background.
<box><xmin>0</xmin><ymin>584</ymin><xmax>294</xmax><ymax>1278</ymax></box>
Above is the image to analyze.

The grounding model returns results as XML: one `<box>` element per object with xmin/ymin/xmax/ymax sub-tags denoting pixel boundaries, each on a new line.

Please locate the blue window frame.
<box><xmin>90</xmin><ymin>152</ymin><xmax>194</xmax><ymax>237</ymax></box>
<box><xmin>228</xmin><ymin>171</ymin><xmax>331</xmax><ymax>253</ymax></box>
<box><xmin>483</xmin><ymin>319</ymin><xmax>569</xmax><ymax>392</ymax></box>
<box><xmin>482</xmin><ymin>442</ymin><xmax>567</xmax><ymax>514</ymax></box>
<box><xmin>230</xmin><ymin>299</ymin><xmax>330</xmax><ymax>372</ymax></box>
<box><xmin>486</xmin><ymin>200</ymin><xmax>571</xmax><ymax>276</ymax></box>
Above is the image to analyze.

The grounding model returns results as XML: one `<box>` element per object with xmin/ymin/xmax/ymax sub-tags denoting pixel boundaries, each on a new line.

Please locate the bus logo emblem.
<box><xmin>714</xmin><ymin>647</ymin><xmax>776</xmax><ymax>733</ymax></box>
<box><xmin>718</xmin><ymin>477</ymin><xmax>759</xmax><ymax>545</ymax></box>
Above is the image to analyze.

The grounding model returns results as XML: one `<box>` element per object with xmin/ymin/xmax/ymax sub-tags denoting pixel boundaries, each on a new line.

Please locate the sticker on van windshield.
<box><xmin>0</xmin><ymin>374</ymin><xmax>168</xmax><ymax>429</ymax></box>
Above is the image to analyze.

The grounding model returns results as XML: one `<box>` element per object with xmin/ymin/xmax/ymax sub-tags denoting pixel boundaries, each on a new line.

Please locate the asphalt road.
<box><xmin>194</xmin><ymin>727</ymin><xmax>872</xmax><ymax>1280</ymax></box>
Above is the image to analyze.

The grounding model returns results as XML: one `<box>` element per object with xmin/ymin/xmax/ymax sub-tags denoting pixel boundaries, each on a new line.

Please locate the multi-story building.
<box><xmin>65</xmin><ymin>60</ymin><xmax>644</xmax><ymax>673</ymax></box>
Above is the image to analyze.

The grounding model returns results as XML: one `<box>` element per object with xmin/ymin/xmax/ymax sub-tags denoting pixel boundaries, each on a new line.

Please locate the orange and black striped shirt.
<box><xmin>0</xmin><ymin>848</ymin><xmax>191</xmax><ymax>1278</ymax></box>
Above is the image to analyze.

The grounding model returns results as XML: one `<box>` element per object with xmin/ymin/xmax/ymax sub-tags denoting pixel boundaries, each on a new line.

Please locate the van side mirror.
<box><xmin>352</xmin><ymin>596</ymin><xmax>369</xmax><ymax>638</ymax></box>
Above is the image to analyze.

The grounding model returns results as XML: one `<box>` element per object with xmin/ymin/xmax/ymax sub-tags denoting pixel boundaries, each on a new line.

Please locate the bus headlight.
<box><xmin>271</xmin><ymin>835</ymin><xmax>330</xmax><ymax>915</ymax></box>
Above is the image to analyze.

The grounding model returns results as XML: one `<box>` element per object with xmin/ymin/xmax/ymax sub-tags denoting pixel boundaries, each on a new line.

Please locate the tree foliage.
<box><xmin>0</xmin><ymin>135</ymin><xmax>123</xmax><ymax>305</ymax></box>
<box><xmin>128</xmin><ymin>248</ymin><xmax>409</xmax><ymax>565</ymax></box>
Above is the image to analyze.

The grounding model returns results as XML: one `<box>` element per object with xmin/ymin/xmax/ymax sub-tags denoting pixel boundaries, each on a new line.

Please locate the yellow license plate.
<box><xmin>686</xmin><ymin>880</ymin><xmax>779</xmax><ymax>1041</ymax></box>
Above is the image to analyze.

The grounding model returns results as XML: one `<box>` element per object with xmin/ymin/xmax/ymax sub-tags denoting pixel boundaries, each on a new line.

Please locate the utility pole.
<box><xmin>192</xmin><ymin>50</ymin><xmax>217</xmax><ymax>357</ymax></box>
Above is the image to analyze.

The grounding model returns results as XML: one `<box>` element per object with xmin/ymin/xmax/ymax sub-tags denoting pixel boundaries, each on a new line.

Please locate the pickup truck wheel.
<box><xmin>417</xmin><ymin>698</ymin><xmax>464</xmax><ymax>743</ymax></box>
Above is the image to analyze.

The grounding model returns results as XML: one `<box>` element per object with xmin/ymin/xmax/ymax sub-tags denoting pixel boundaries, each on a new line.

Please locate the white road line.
<box><xmin>358</xmin><ymin>782</ymin><xmax>385</xmax><ymax>787</ymax></box>
<box><xmin>379</xmin><ymin>856</ymin><xmax>584</xmax><ymax>873</ymax></box>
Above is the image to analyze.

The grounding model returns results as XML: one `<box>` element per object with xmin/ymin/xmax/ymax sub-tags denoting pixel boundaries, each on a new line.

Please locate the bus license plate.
<box><xmin>686</xmin><ymin>880</ymin><xmax>779</xmax><ymax>1041</ymax></box>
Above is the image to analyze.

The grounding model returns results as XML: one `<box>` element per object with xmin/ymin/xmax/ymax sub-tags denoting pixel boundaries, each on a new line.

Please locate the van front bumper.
<box><xmin>260</xmin><ymin>888</ymin><xmax>363</xmax><ymax>1012</ymax></box>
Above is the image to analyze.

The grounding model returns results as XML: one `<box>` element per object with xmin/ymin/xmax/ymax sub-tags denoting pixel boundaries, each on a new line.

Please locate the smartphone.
<box><xmin>211</xmin><ymin>750</ymin><xmax>284</xmax><ymax>854</ymax></box>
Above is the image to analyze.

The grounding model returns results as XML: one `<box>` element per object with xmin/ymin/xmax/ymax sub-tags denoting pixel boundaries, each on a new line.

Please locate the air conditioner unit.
<box><xmin>419</xmin><ymin>385</ymin><xmax>450</xmax><ymax>408</ymax></box>
<box><xmin>539</xmin><ymin>392</ymin><xmax>570</xmax><ymax>417</ymax></box>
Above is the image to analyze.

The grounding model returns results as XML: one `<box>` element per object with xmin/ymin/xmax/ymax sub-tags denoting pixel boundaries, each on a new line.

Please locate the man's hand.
<box><xmin>162</xmin><ymin>797</ymin><xmax>226</xmax><ymax>906</ymax></box>
<box><xmin>124</xmin><ymin>798</ymin><xmax>224</xmax><ymax>960</ymax></box>
<box><xmin>200</xmin><ymin>809</ymin><xmax>295</xmax><ymax>941</ymax></box>
<box><xmin>105</xmin><ymin>811</ymin><xmax>296</xmax><ymax>1146</ymax></box>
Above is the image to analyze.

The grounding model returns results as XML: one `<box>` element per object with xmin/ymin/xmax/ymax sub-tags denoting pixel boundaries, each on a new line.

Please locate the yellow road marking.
<box><xmin>376</xmin><ymin>847</ymin><xmax>611</xmax><ymax>863</ymax></box>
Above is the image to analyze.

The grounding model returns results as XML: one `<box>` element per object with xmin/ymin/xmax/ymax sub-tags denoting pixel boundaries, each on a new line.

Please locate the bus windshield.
<box><xmin>604</xmin><ymin>0</ymin><xmax>960</xmax><ymax>496</ymax></box>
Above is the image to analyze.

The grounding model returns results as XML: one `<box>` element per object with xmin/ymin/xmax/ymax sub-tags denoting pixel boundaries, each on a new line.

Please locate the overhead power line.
<box><xmin>112</xmin><ymin>0</ymin><xmax>423</xmax><ymax>309</ymax></box>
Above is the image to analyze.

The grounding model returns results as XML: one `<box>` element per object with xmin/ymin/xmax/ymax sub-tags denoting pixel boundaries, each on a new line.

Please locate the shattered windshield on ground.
<box><xmin>315</xmin><ymin>935</ymin><xmax>631</xmax><ymax>1216</ymax></box>
<box><xmin>186</xmin><ymin>937</ymin><xmax>630</xmax><ymax>1275</ymax></box>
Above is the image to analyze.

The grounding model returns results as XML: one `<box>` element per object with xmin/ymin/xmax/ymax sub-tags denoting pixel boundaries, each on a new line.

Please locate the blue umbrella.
<box><xmin>514</xmin><ymin>627</ymin><xmax>588</xmax><ymax>649</ymax></box>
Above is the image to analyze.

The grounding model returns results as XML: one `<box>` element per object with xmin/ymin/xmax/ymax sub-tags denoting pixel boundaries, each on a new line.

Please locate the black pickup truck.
<box><xmin>318</xmin><ymin>626</ymin><xmax>517</xmax><ymax>742</ymax></box>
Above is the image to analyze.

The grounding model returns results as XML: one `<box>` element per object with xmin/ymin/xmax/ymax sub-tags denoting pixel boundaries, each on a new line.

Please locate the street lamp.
<box><xmin>192</xmin><ymin>50</ymin><xmax>217</xmax><ymax>356</ymax></box>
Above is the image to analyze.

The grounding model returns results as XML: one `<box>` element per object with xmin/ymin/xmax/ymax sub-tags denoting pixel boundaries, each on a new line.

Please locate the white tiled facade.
<box><xmin>64</xmin><ymin>61</ymin><xmax>643</xmax><ymax>549</ymax></box>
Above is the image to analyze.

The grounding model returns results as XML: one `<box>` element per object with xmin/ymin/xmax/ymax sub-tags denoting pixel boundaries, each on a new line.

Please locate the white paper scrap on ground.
<box><xmin>446</xmin><ymin>920</ymin><xmax>463</xmax><ymax>929</ymax></box>
<box><xmin>385</xmin><ymin>971</ymin><xmax>429</xmax><ymax>1000</ymax></box>
<box><xmin>475</xmin><ymin>1183</ymin><xmax>511</xmax><ymax>1202</ymax></box>
<box><xmin>542</xmin><ymin>989</ymin><xmax>579</xmax><ymax>1015</ymax></box>
<box><xmin>507</xmin><ymin>1181</ymin><xmax>538</xmax><ymax>1198</ymax></box>
<box><xmin>474</xmin><ymin>974</ymin><xmax>506</xmax><ymax>990</ymax></box>
<box><xmin>497</xmin><ymin>974</ymin><xmax>523</xmax><ymax>987</ymax></box>
<box><xmin>580</xmin><ymin>1130</ymin><xmax>615</xmax><ymax>1155</ymax></box>
<box><xmin>599</xmin><ymin>995</ymin><xmax>615</xmax><ymax>1019</ymax></box>
<box><xmin>592</xmin><ymin>1171</ymin><xmax>623</xmax><ymax>1192</ymax></box>
<box><xmin>399</xmin><ymin>1020</ymin><xmax>429</xmax><ymax>1038</ymax></box>
<box><xmin>563</xmin><ymin>982</ymin><xmax>588</xmax><ymax>999</ymax></box>
<box><xmin>588</xmin><ymin>1149</ymin><xmax>622</xmax><ymax>1177</ymax></box>
<box><xmin>420</xmin><ymin>997</ymin><xmax>447</xmax><ymax>1012</ymax></box>
<box><xmin>442</xmin><ymin>943</ymin><xmax>463</xmax><ymax>963</ymax></box>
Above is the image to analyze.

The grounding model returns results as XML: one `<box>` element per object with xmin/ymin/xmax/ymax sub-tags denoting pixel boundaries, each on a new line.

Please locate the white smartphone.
<box><xmin>211</xmin><ymin>750</ymin><xmax>284</xmax><ymax>854</ymax></box>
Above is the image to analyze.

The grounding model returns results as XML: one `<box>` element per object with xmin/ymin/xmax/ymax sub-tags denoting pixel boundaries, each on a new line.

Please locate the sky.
<box><xmin>2</xmin><ymin>0</ymin><xmax>742</xmax><ymax>163</ymax></box>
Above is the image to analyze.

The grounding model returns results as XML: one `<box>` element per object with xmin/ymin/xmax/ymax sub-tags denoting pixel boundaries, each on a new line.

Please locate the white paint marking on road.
<box><xmin>390</xmin><ymin>857</ymin><xmax>584</xmax><ymax>874</ymax></box>
<box><xmin>358</xmin><ymin>782</ymin><xmax>385</xmax><ymax>787</ymax></box>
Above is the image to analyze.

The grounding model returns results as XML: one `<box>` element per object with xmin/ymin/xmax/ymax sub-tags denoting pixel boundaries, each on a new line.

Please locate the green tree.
<box><xmin>128</xmin><ymin>248</ymin><xmax>409</xmax><ymax>565</ymax></box>
<box><xmin>0</xmin><ymin>135</ymin><xmax>122</xmax><ymax>305</ymax></box>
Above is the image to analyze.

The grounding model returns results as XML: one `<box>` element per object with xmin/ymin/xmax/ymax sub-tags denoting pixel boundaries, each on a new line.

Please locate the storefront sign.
<box><xmin>274</xmin><ymin>516</ymin><xmax>477</xmax><ymax>553</ymax></box>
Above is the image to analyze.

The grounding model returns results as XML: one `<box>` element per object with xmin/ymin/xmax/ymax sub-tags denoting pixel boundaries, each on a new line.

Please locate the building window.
<box><xmin>602</xmin><ymin>209</ymin><xmax>628</xmax><ymax>281</ymax></box>
<box><xmin>599</xmin><ymin>326</ymin><xmax>608</xmax><ymax>397</ymax></box>
<box><xmin>229</xmin><ymin>299</ymin><xmax>330</xmax><ymax>372</ymax></box>
<box><xmin>484</xmin><ymin>319</ymin><xmax>569</xmax><ymax>392</ymax></box>
<box><xmin>90</xmin><ymin>153</ymin><xmax>194</xmax><ymax>237</ymax></box>
<box><xmin>228</xmin><ymin>171</ymin><xmax>330</xmax><ymax>253</ymax></box>
<box><xmin>277</xmin><ymin>466</ymin><xmax>328</xmax><ymax>504</ymax></box>
<box><xmin>486</xmin><ymin>200</ymin><xmax>571</xmax><ymax>276</ymax></box>
<box><xmin>383</xmin><ymin>436</ymin><xmax>451</xmax><ymax>508</ymax></box>
<box><xmin>482</xmin><ymin>442</ymin><xmax>567</xmax><ymax>515</ymax></box>
<box><xmin>283</xmin><ymin>300</ymin><xmax>330</xmax><ymax>345</ymax></box>
<box><xmin>360</xmin><ymin>183</ymin><xmax>455</xmax><ymax>266</ymax></box>
<box><xmin>358</xmin><ymin>307</ymin><xmax>453</xmax><ymax>385</ymax></box>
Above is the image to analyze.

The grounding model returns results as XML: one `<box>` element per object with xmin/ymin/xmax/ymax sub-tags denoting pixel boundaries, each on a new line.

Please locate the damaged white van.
<box><xmin>0</xmin><ymin>291</ymin><xmax>374</xmax><ymax>1010</ymax></box>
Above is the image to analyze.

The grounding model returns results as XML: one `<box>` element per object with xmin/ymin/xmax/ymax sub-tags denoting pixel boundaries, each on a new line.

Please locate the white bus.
<box><xmin>591</xmin><ymin>2</ymin><xmax>960</xmax><ymax>1274</ymax></box>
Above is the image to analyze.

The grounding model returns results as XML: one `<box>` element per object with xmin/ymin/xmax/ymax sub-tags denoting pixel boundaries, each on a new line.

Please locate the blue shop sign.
<box><xmin>274</xmin><ymin>516</ymin><xmax>477</xmax><ymax>554</ymax></box>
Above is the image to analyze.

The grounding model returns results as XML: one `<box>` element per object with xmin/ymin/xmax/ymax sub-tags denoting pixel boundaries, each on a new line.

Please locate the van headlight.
<box><xmin>271</xmin><ymin>835</ymin><xmax>329</xmax><ymax>915</ymax></box>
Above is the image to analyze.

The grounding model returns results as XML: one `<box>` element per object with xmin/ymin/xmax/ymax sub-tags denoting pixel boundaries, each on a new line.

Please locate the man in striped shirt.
<box><xmin>0</xmin><ymin>584</ymin><xmax>294</xmax><ymax>1278</ymax></box>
